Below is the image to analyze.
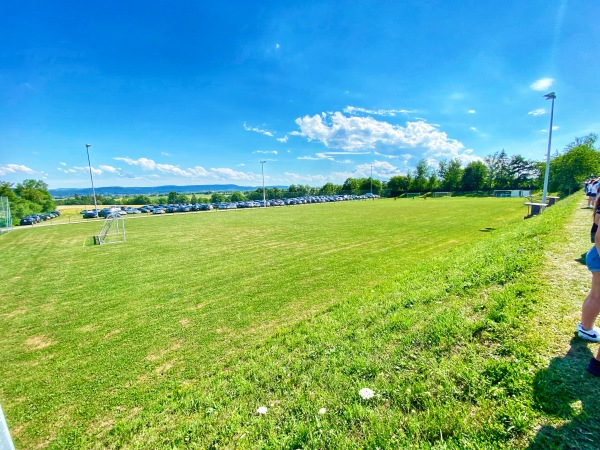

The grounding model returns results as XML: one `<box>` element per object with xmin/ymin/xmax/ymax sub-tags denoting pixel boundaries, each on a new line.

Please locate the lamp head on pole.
<box><xmin>544</xmin><ymin>92</ymin><xmax>556</xmax><ymax>100</ymax></box>
<box><xmin>86</xmin><ymin>144</ymin><xmax>92</xmax><ymax>149</ymax></box>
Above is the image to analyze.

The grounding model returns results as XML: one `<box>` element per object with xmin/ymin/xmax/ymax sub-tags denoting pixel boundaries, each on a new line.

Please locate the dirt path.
<box><xmin>528</xmin><ymin>197</ymin><xmax>600</xmax><ymax>448</ymax></box>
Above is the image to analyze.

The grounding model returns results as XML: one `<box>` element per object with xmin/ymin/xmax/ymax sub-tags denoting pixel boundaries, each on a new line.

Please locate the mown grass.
<box><xmin>0</xmin><ymin>196</ymin><xmax>591</xmax><ymax>448</ymax></box>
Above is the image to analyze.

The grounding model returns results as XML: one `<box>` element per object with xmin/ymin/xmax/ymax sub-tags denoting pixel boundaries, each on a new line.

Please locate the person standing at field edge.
<box><xmin>578</xmin><ymin>195</ymin><xmax>600</xmax><ymax>376</ymax></box>
<box><xmin>588</xmin><ymin>179</ymin><xmax>598</xmax><ymax>208</ymax></box>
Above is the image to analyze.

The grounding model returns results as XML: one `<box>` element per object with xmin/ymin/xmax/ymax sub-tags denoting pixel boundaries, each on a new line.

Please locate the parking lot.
<box><xmin>15</xmin><ymin>194</ymin><xmax>379</xmax><ymax>228</ymax></box>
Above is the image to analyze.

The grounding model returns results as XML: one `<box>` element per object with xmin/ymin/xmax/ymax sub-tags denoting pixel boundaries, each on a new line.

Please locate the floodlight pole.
<box><xmin>85</xmin><ymin>144</ymin><xmax>98</xmax><ymax>214</ymax></box>
<box><xmin>260</xmin><ymin>160</ymin><xmax>266</xmax><ymax>207</ymax></box>
<box><xmin>541</xmin><ymin>92</ymin><xmax>556</xmax><ymax>206</ymax></box>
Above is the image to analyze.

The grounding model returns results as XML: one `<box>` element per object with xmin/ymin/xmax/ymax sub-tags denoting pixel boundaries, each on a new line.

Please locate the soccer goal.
<box><xmin>406</xmin><ymin>192</ymin><xmax>421</xmax><ymax>198</ymax></box>
<box><xmin>493</xmin><ymin>190</ymin><xmax>531</xmax><ymax>198</ymax></box>
<box><xmin>0</xmin><ymin>197</ymin><xmax>12</xmax><ymax>236</ymax></box>
<box><xmin>96</xmin><ymin>213</ymin><xmax>126</xmax><ymax>245</ymax></box>
<box><xmin>433</xmin><ymin>192</ymin><xmax>451</xmax><ymax>198</ymax></box>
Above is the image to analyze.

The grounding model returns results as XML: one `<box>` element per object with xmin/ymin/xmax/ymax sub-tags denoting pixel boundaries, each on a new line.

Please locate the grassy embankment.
<box><xmin>2</xmin><ymin>196</ymin><xmax>598</xmax><ymax>448</ymax></box>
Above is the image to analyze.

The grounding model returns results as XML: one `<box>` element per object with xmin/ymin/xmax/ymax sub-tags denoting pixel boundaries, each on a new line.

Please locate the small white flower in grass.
<box><xmin>256</xmin><ymin>406</ymin><xmax>268</xmax><ymax>415</ymax></box>
<box><xmin>318</xmin><ymin>408</ymin><xmax>326</xmax><ymax>415</ymax></box>
<box><xmin>359</xmin><ymin>388</ymin><xmax>375</xmax><ymax>400</ymax></box>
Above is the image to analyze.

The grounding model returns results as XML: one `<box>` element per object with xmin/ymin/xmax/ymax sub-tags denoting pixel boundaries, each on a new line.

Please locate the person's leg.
<box><xmin>582</xmin><ymin>271</ymin><xmax>600</xmax><ymax>330</ymax></box>
<box><xmin>582</xmin><ymin>273</ymin><xmax>600</xmax><ymax>329</ymax></box>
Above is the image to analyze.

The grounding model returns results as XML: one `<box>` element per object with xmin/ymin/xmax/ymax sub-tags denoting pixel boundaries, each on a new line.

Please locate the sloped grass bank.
<box><xmin>74</xmin><ymin>198</ymin><xmax>579</xmax><ymax>448</ymax></box>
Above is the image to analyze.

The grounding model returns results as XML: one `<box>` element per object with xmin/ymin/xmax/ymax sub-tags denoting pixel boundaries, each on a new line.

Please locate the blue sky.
<box><xmin>1</xmin><ymin>0</ymin><xmax>599</xmax><ymax>189</ymax></box>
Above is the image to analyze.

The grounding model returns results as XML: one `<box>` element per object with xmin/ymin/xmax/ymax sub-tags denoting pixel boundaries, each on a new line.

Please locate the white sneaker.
<box><xmin>577</xmin><ymin>322</ymin><xmax>600</xmax><ymax>342</ymax></box>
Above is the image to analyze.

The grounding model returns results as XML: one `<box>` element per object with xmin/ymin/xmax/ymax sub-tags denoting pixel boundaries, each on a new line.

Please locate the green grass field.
<box><xmin>2</xmin><ymin>196</ymin><xmax>597</xmax><ymax>448</ymax></box>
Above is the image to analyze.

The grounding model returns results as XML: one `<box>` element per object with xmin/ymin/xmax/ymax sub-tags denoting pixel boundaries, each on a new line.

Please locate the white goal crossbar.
<box><xmin>433</xmin><ymin>192</ymin><xmax>451</xmax><ymax>198</ymax></box>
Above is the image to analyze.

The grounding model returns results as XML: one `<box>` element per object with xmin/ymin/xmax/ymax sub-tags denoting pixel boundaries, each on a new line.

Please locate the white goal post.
<box><xmin>406</xmin><ymin>192</ymin><xmax>421</xmax><ymax>198</ymax></box>
<box><xmin>96</xmin><ymin>213</ymin><xmax>126</xmax><ymax>245</ymax></box>
<box><xmin>432</xmin><ymin>192</ymin><xmax>451</xmax><ymax>198</ymax></box>
<box><xmin>493</xmin><ymin>190</ymin><xmax>531</xmax><ymax>198</ymax></box>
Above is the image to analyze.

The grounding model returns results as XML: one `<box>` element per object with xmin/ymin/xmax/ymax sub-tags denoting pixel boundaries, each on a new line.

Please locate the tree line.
<box><xmin>2</xmin><ymin>134</ymin><xmax>599</xmax><ymax>218</ymax></box>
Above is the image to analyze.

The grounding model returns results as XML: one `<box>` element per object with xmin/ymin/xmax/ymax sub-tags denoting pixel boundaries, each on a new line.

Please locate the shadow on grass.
<box><xmin>576</xmin><ymin>252</ymin><xmax>588</xmax><ymax>266</ymax></box>
<box><xmin>529</xmin><ymin>337</ymin><xmax>600</xmax><ymax>449</ymax></box>
<box><xmin>479</xmin><ymin>227</ymin><xmax>496</xmax><ymax>232</ymax></box>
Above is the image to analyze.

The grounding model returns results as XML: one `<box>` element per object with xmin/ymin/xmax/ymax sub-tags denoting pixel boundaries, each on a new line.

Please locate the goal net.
<box><xmin>0</xmin><ymin>197</ymin><xmax>12</xmax><ymax>235</ymax></box>
<box><xmin>96</xmin><ymin>213</ymin><xmax>126</xmax><ymax>245</ymax></box>
<box><xmin>493</xmin><ymin>190</ymin><xmax>531</xmax><ymax>198</ymax></box>
<box><xmin>433</xmin><ymin>192</ymin><xmax>451</xmax><ymax>198</ymax></box>
<box><xmin>406</xmin><ymin>192</ymin><xmax>421</xmax><ymax>198</ymax></box>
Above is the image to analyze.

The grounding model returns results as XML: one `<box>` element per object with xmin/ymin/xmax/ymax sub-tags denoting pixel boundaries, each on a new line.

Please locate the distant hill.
<box><xmin>49</xmin><ymin>184</ymin><xmax>286</xmax><ymax>197</ymax></box>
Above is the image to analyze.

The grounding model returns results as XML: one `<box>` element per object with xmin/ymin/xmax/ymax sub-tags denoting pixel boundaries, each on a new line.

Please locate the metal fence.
<box><xmin>0</xmin><ymin>197</ymin><xmax>13</xmax><ymax>235</ymax></box>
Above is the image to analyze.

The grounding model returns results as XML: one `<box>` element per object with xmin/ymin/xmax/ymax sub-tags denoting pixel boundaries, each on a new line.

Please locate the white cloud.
<box><xmin>277</xmin><ymin>135</ymin><xmax>289</xmax><ymax>143</ymax></box>
<box><xmin>73</xmin><ymin>166</ymin><xmax>102</xmax><ymax>175</ymax></box>
<box><xmin>528</xmin><ymin>108</ymin><xmax>546</xmax><ymax>116</ymax></box>
<box><xmin>298</xmin><ymin>150</ymin><xmax>371</xmax><ymax>162</ymax></box>
<box><xmin>57</xmin><ymin>167</ymin><xmax>78</xmax><ymax>174</ymax></box>
<box><xmin>210</xmin><ymin>168</ymin><xmax>259</xmax><ymax>181</ymax></box>
<box><xmin>356</xmin><ymin>160</ymin><xmax>402</xmax><ymax>177</ymax></box>
<box><xmin>425</xmin><ymin>157</ymin><xmax>439</xmax><ymax>167</ymax></box>
<box><xmin>114</xmin><ymin>156</ymin><xmax>262</xmax><ymax>182</ymax></box>
<box><xmin>59</xmin><ymin>162</ymin><xmax>67</xmax><ymax>166</ymax></box>
<box><xmin>0</xmin><ymin>164</ymin><xmax>34</xmax><ymax>176</ymax></box>
<box><xmin>161</xmin><ymin>151</ymin><xmax>170</xmax><ymax>156</ymax></box>
<box><xmin>186</xmin><ymin>166</ymin><xmax>211</xmax><ymax>178</ymax></box>
<box><xmin>468</xmin><ymin>109</ymin><xmax>476</xmax><ymax>114</ymax></box>
<box><xmin>374</xmin><ymin>151</ymin><xmax>399</xmax><ymax>159</ymax></box>
<box><xmin>282</xmin><ymin>172</ymin><xmax>327</xmax><ymax>184</ymax></box>
<box><xmin>540</xmin><ymin>126</ymin><xmax>560</xmax><ymax>133</ymax></box>
<box><xmin>530</xmin><ymin>78</ymin><xmax>554</xmax><ymax>91</ymax></box>
<box><xmin>243</xmin><ymin>122</ymin><xmax>274</xmax><ymax>137</ymax></box>
<box><xmin>322</xmin><ymin>151</ymin><xmax>370</xmax><ymax>155</ymax></box>
<box><xmin>69</xmin><ymin>165</ymin><xmax>102</xmax><ymax>175</ymax></box>
<box><xmin>294</xmin><ymin>112</ymin><xmax>466</xmax><ymax>160</ymax></box>
<box><xmin>297</xmin><ymin>153</ymin><xmax>334</xmax><ymax>161</ymax></box>
<box><xmin>99</xmin><ymin>165</ymin><xmax>118</xmax><ymax>173</ymax></box>
<box><xmin>255</xmin><ymin>150</ymin><xmax>278</xmax><ymax>155</ymax></box>
<box><xmin>470</xmin><ymin>127</ymin><xmax>477</xmax><ymax>131</ymax></box>
<box><xmin>344</xmin><ymin>106</ymin><xmax>412</xmax><ymax>117</ymax></box>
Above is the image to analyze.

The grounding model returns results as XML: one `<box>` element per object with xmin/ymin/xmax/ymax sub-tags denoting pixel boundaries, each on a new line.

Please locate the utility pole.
<box><xmin>86</xmin><ymin>144</ymin><xmax>98</xmax><ymax>215</ymax></box>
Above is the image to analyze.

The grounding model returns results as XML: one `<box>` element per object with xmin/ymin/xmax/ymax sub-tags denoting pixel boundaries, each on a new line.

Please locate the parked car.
<box><xmin>99</xmin><ymin>207</ymin><xmax>121</xmax><ymax>218</ymax></box>
<box><xmin>20</xmin><ymin>217</ymin><xmax>34</xmax><ymax>226</ymax></box>
<box><xmin>83</xmin><ymin>210</ymin><xmax>99</xmax><ymax>218</ymax></box>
